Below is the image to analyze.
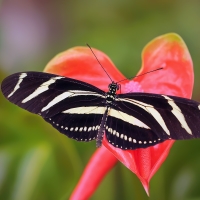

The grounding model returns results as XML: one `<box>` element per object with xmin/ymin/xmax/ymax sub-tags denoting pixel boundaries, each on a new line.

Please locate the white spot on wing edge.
<box><xmin>22</xmin><ymin>76</ymin><xmax>63</xmax><ymax>103</ymax></box>
<box><xmin>8</xmin><ymin>73</ymin><xmax>27</xmax><ymax>98</ymax></box>
<box><xmin>198</xmin><ymin>105</ymin><xmax>200</xmax><ymax>110</ymax></box>
<box><xmin>162</xmin><ymin>95</ymin><xmax>192</xmax><ymax>135</ymax></box>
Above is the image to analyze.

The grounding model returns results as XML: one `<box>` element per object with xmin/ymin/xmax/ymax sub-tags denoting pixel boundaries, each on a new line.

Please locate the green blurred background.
<box><xmin>1</xmin><ymin>0</ymin><xmax>200</xmax><ymax>200</ymax></box>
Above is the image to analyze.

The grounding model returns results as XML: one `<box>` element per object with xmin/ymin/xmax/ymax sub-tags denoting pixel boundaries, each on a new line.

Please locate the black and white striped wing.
<box><xmin>2</xmin><ymin>72</ymin><xmax>200</xmax><ymax>150</ymax></box>
<box><xmin>105</xmin><ymin>93</ymin><xmax>200</xmax><ymax>150</ymax></box>
<box><xmin>1</xmin><ymin>72</ymin><xmax>106</xmax><ymax>141</ymax></box>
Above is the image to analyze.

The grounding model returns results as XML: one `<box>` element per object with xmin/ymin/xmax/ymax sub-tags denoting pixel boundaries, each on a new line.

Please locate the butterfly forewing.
<box><xmin>1</xmin><ymin>72</ymin><xmax>106</xmax><ymax>142</ymax></box>
<box><xmin>1</xmin><ymin>72</ymin><xmax>105</xmax><ymax>115</ymax></box>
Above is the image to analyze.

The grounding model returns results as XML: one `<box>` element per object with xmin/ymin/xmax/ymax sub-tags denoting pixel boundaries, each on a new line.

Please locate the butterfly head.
<box><xmin>108</xmin><ymin>82</ymin><xmax>119</xmax><ymax>95</ymax></box>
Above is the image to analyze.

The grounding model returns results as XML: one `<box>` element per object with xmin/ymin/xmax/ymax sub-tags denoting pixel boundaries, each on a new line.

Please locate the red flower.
<box><xmin>44</xmin><ymin>33</ymin><xmax>194</xmax><ymax>199</ymax></box>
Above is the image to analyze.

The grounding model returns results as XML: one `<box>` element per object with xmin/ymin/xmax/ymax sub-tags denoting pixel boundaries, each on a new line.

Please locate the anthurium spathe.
<box><xmin>44</xmin><ymin>33</ymin><xmax>194</xmax><ymax>199</ymax></box>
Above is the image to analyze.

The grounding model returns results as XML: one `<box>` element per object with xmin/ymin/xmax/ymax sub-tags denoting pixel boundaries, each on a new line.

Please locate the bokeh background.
<box><xmin>1</xmin><ymin>0</ymin><xmax>200</xmax><ymax>200</ymax></box>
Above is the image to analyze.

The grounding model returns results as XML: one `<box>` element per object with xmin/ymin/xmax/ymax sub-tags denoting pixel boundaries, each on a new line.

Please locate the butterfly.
<box><xmin>1</xmin><ymin>70</ymin><xmax>200</xmax><ymax>150</ymax></box>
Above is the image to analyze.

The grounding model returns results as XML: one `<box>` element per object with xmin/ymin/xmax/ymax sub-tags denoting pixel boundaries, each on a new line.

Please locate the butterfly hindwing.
<box><xmin>105</xmin><ymin>114</ymin><xmax>164</xmax><ymax>150</ymax></box>
<box><xmin>105</xmin><ymin>104</ymin><xmax>165</xmax><ymax>150</ymax></box>
<box><xmin>45</xmin><ymin>106</ymin><xmax>106</xmax><ymax>141</ymax></box>
<box><xmin>107</xmin><ymin>93</ymin><xmax>200</xmax><ymax>147</ymax></box>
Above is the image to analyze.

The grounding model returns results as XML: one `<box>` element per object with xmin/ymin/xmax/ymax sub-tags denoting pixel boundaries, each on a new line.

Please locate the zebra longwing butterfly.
<box><xmin>1</xmin><ymin>71</ymin><xmax>200</xmax><ymax>150</ymax></box>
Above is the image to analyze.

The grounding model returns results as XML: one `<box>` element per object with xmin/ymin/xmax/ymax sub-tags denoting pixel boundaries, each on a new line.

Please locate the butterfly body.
<box><xmin>1</xmin><ymin>72</ymin><xmax>200</xmax><ymax>150</ymax></box>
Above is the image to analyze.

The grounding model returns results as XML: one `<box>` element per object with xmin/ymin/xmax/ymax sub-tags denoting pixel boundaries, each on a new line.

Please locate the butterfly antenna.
<box><xmin>87</xmin><ymin>44</ymin><xmax>113</xmax><ymax>82</ymax></box>
<box><xmin>117</xmin><ymin>67</ymin><xmax>163</xmax><ymax>84</ymax></box>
